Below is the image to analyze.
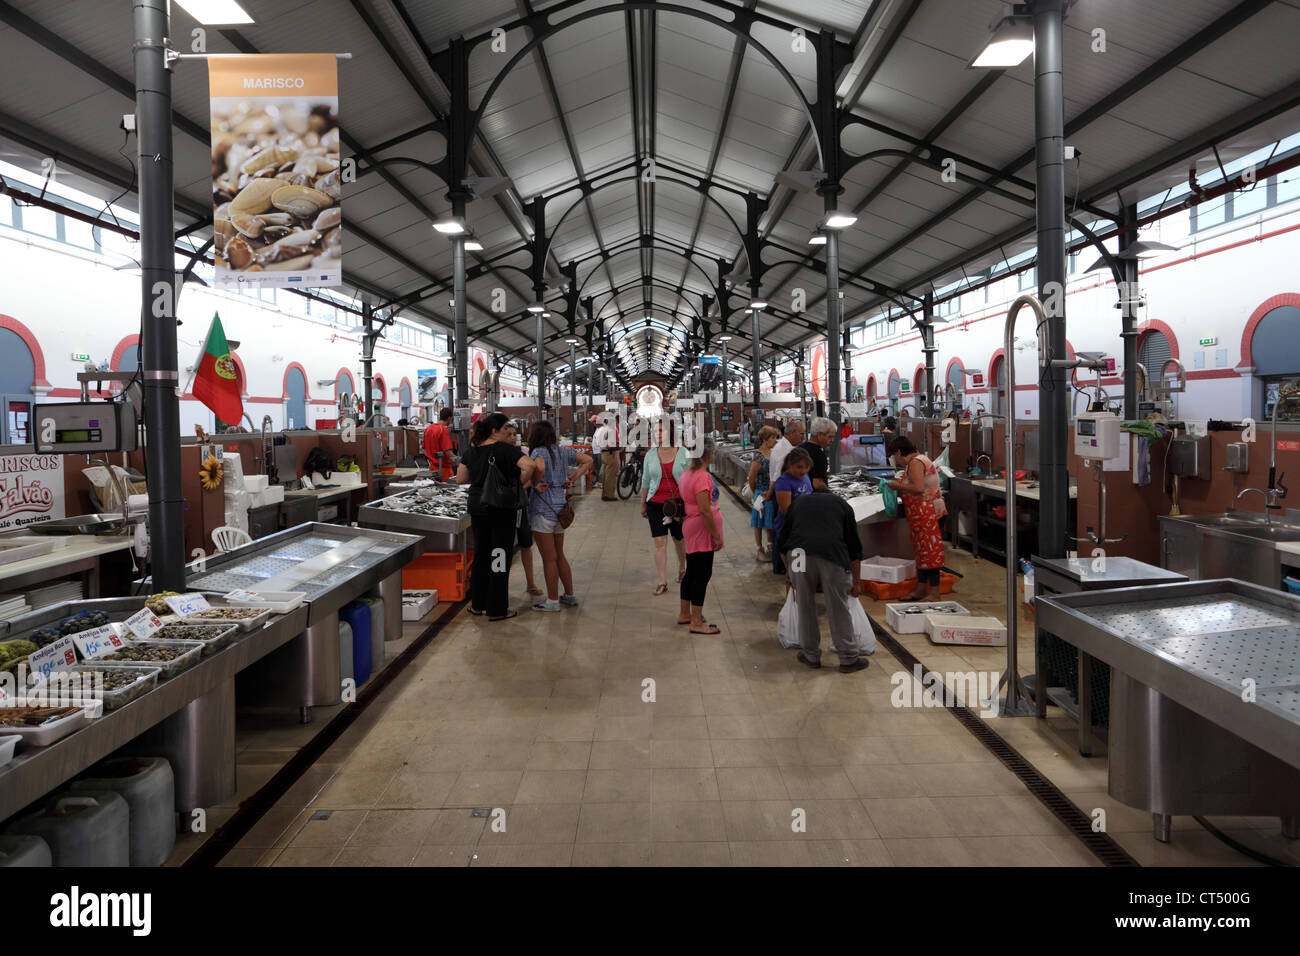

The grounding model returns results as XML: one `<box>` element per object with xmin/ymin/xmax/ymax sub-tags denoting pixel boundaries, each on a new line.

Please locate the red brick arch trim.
<box><xmin>1238</xmin><ymin>294</ymin><xmax>1300</xmax><ymax>369</ymax></box>
<box><xmin>1137</xmin><ymin>319</ymin><xmax>1180</xmax><ymax>361</ymax></box>
<box><xmin>0</xmin><ymin>314</ymin><xmax>51</xmax><ymax>388</ymax></box>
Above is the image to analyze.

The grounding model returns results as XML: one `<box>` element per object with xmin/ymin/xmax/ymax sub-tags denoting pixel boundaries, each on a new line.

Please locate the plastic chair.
<box><xmin>212</xmin><ymin>525</ymin><xmax>253</xmax><ymax>553</ymax></box>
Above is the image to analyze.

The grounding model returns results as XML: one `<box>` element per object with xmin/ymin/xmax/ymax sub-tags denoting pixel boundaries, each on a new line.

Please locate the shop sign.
<box><xmin>900</xmin><ymin>381</ymin><xmax>911</xmax><ymax>394</ymax></box>
<box><xmin>0</xmin><ymin>453</ymin><xmax>65</xmax><ymax>531</ymax></box>
<box><xmin>209</xmin><ymin>54</ymin><xmax>341</xmax><ymax>289</ymax></box>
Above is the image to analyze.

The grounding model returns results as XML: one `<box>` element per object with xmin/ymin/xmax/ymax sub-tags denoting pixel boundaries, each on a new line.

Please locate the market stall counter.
<box><xmin>358</xmin><ymin>483</ymin><xmax>470</xmax><ymax>555</ymax></box>
<box><xmin>154</xmin><ymin>523</ymin><xmax>421</xmax><ymax>722</ymax></box>
<box><xmin>0</xmin><ymin>594</ymin><xmax>309</xmax><ymax>821</ymax></box>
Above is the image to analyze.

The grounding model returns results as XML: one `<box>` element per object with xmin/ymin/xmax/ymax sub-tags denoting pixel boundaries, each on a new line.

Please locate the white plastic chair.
<box><xmin>212</xmin><ymin>525</ymin><xmax>253</xmax><ymax>553</ymax></box>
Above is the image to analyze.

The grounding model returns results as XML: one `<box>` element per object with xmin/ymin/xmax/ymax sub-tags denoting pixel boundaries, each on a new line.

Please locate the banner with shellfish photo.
<box><xmin>209</xmin><ymin>54</ymin><xmax>342</xmax><ymax>289</ymax></box>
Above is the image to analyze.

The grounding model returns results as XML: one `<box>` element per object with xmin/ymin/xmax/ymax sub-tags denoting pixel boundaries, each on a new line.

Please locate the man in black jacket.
<box><xmin>778</xmin><ymin>491</ymin><xmax>869</xmax><ymax>673</ymax></box>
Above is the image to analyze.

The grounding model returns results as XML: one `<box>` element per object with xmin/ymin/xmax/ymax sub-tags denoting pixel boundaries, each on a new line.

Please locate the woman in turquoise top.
<box><xmin>639</xmin><ymin>420</ymin><xmax>690</xmax><ymax>595</ymax></box>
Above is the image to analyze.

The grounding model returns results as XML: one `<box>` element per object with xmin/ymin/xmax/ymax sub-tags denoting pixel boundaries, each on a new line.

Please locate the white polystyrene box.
<box><xmin>860</xmin><ymin>556</ymin><xmax>916</xmax><ymax>583</ymax></box>
<box><xmin>885</xmin><ymin>601</ymin><xmax>970</xmax><ymax>633</ymax></box>
<box><xmin>926</xmin><ymin>614</ymin><xmax>1006</xmax><ymax>646</ymax></box>
<box><xmin>402</xmin><ymin>589</ymin><xmax>436</xmax><ymax>620</ymax></box>
<box><xmin>243</xmin><ymin>474</ymin><xmax>269</xmax><ymax>493</ymax></box>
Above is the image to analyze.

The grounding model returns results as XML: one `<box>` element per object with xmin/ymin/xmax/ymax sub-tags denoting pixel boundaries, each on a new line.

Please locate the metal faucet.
<box><xmin>1237</xmin><ymin>392</ymin><xmax>1289</xmax><ymax>521</ymax></box>
<box><xmin>1236</xmin><ymin>486</ymin><xmax>1277</xmax><ymax>524</ymax></box>
<box><xmin>260</xmin><ymin>415</ymin><xmax>278</xmax><ymax>485</ymax></box>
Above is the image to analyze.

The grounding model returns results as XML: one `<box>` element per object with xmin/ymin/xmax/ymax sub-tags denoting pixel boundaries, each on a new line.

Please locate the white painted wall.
<box><xmin>0</xmin><ymin>225</ymin><xmax>446</xmax><ymax>433</ymax></box>
<box><xmin>844</xmin><ymin>198</ymin><xmax>1300</xmax><ymax>424</ymax></box>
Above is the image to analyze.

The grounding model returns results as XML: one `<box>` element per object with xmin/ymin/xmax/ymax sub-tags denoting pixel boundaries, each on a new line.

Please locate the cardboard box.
<box><xmin>861</xmin><ymin>556</ymin><xmax>916</xmax><ymax>583</ymax></box>
<box><xmin>926</xmin><ymin>614</ymin><xmax>1006</xmax><ymax>646</ymax></box>
<box><xmin>402</xmin><ymin>589</ymin><xmax>437</xmax><ymax>620</ymax></box>
<box><xmin>885</xmin><ymin>601</ymin><xmax>970</xmax><ymax>634</ymax></box>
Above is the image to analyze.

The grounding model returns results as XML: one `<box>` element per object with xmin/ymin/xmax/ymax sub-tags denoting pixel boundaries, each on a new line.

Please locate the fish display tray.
<box><xmin>147</xmin><ymin>623</ymin><xmax>239</xmax><ymax>657</ymax></box>
<box><xmin>99</xmin><ymin>640</ymin><xmax>203</xmax><ymax>679</ymax></box>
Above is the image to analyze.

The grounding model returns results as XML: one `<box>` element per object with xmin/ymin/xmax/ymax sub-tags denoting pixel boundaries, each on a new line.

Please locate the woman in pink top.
<box><xmin>677</xmin><ymin>437</ymin><xmax>724</xmax><ymax>635</ymax></box>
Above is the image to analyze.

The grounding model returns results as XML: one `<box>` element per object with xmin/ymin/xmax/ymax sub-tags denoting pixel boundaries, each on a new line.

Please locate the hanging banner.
<box><xmin>809</xmin><ymin>340</ymin><xmax>828</xmax><ymax>399</ymax></box>
<box><xmin>209</xmin><ymin>54</ymin><xmax>342</xmax><ymax>289</ymax></box>
<box><xmin>0</xmin><ymin>453</ymin><xmax>65</xmax><ymax>530</ymax></box>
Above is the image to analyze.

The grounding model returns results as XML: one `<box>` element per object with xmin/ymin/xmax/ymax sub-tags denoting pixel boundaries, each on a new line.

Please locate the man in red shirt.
<box><xmin>422</xmin><ymin>408</ymin><xmax>456</xmax><ymax>480</ymax></box>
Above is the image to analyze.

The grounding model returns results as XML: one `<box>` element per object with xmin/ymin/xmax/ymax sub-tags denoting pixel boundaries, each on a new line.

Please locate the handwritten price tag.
<box><xmin>164</xmin><ymin>593</ymin><xmax>211</xmax><ymax>617</ymax></box>
<box><xmin>27</xmin><ymin>637</ymin><xmax>77</xmax><ymax>686</ymax></box>
<box><xmin>125</xmin><ymin>607</ymin><xmax>165</xmax><ymax>639</ymax></box>
<box><xmin>72</xmin><ymin>625</ymin><xmax>128</xmax><ymax>661</ymax></box>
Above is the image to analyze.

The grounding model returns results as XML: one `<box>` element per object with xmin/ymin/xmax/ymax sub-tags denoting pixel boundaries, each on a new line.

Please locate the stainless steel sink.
<box><xmin>1191</xmin><ymin>515</ymin><xmax>1265</xmax><ymax>527</ymax></box>
<box><xmin>1224</xmin><ymin>526</ymin><xmax>1300</xmax><ymax>542</ymax></box>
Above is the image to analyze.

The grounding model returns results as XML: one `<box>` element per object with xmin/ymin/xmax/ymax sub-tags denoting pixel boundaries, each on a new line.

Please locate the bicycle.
<box><xmin>616</xmin><ymin>449</ymin><xmax>643</xmax><ymax>500</ymax></box>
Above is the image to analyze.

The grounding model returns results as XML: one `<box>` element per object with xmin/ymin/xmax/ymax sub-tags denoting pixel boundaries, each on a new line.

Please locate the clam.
<box><xmin>259</xmin><ymin>213</ymin><xmax>294</xmax><ymax>226</ymax></box>
<box><xmin>270</xmin><ymin>184</ymin><xmax>332</xmax><ymax>218</ymax></box>
<box><xmin>226</xmin><ymin>237</ymin><xmax>254</xmax><ymax>269</ymax></box>
<box><xmin>313</xmin><ymin>207</ymin><xmax>340</xmax><ymax>232</ymax></box>
<box><xmin>322</xmin><ymin>226</ymin><xmax>342</xmax><ymax>254</ymax></box>
<box><xmin>230</xmin><ymin>178</ymin><xmax>281</xmax><ymax>215</ymax></box>
<box><xmin>265</xmin><ymin>254</ymin><xmax>316</xmax><ymax>271</ymax></box>
<box><xmin>315</xmin><ymin>169</ymin><xmax>340</xmax><ymax>201</ymax></box>
<box><xmin>230</xmin><ymin>213</ymin><xmax>263</xmax><ymax>238</ymax></box>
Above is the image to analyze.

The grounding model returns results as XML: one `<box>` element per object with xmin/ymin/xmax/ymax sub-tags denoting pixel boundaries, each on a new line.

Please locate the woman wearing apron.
<box><xmin>886</xmin><ymin>435</ymin><xmax>946</xmax><ymax>601</ymax></box>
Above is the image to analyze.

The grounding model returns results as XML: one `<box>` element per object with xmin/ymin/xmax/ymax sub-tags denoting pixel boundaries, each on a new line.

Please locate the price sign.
<box><xmin>27</xmin><ymin>637</ymin><xmax>77</xmax><ymax>686</ymax></box>
<box><xmin>73</xmin><ymin>625</ymin><xmax>127</xmax><ymax>661</ymax></box>
<box><xmin>164</xmin><ymin>593</ymin><xmax>211</xmax><ymax>617</ymax></box>
<box><xmin>124</xmin><ymin>607</ymin><xmax>165</xmax><ymax>639</ymax></box>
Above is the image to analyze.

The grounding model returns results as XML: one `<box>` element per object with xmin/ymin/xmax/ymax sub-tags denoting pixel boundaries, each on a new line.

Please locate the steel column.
<box><xmin>536</xmin><ymin>312</ymin><xmax>546</xmax><ymax>421</ymax></box>
<box><xmin>1034</xmin><ymin>0</ymin><xmax>1069</xmax><ymax>559</ymax></box>
<box><xmin>823</xmin><ymin>208</ymin><xmax>843</xmax><ymax>474</ymax></box>
<box><xmin>750</xmin><ymin>308</ymin><xmax>761</xmax><ymax>410</ymax></box>
<box><xmin>360</xmin><ymin>300</ymin><xmax>376</xmax><ymax>425</ymax></box>
<box><xmin>134</xmin><ymin>0</ymin><xmax>184</xmax><ymax>588</ymax></box>
<box><xmin>569</xmin><ymin>341</ymin><xmax>577</xmax><ymax>438</ymax></box>
<box><xmin>922</xmin><ymin>291</ymin><xmax>937</xmax><ymax>415</ymax></box>
<box><xmin>1119</xmin><ymin>202</ymin><xmax>1140</xmax><ymax>419</ymax></box>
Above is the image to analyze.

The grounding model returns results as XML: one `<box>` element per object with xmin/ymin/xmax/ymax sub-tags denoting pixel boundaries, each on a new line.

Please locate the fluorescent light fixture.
<box><xmin>808</xmin><ymin>231</ymin><xmax>827</xmax><ymax>246</ymax></box>
<box><xmin>749</xmin><ymin>299</ymin><xmax>768</xmax><ymax>311</ymax></box>
<box><xmin>970</xmin><ymin>17</ymin><xmax>1034</xmax><ymax>69</ymax></box>
<box><xmin>526</xmin><ymin>301</ymin><xmax>546</xmax><ymax>313</ymax></box>
<box><xmin>718</xmin><ymin>335</ymin><xmax>733</xmax><ymax>342</ymax></box>
<box><xmin>173</xmin><ymin>0</ymin><xmax>253</xmax><ymax>24</ymax></box>
<box><xmin>565</xmin><ymin>337</ymin><xmax>580</xmax><ymax>344</ymax></box>
<box><xmin>823</xmin><ymin>210</ymin><xmax>858</xmax><ymax>229</ymax></box>
<box><xmin>464</xmin><ymin>237</ymin><xmax>484</xmax><ymax>251</ymax></box>
<box><xmin>433</xmin><ymin>215</ymin><xmax>467</xmax><ymax>235</ymax></box>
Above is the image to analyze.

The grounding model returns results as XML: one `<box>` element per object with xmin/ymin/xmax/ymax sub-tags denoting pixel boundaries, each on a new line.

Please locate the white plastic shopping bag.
<box><xmin>777</xmin><ymin>589</ymin><xmax>801</xmax><ymax>649</ymax></box>
<box><xmin>848</xmin><ymin>598</ymin><xmax>877</xmax><ymax>656</ymax></box>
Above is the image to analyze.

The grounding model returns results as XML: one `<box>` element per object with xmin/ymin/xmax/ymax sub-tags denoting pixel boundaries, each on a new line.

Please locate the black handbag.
<box><xmin>481</xmin><ymin>454</ymin><xmax>526</xmax><ymax>511</ymax></box>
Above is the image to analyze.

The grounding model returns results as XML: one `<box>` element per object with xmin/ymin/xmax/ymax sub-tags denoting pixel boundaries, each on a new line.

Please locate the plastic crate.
<box><xmin>860</xmin><ymin>556</ymin><xmax>916</xmax><ymax>583</ymax></box>
<box><xmin>865</xmin><ymin>571</ymin><xmax>958</xmax><ymax>601</ymax></box>
<box><xmin>402</xmin><ymin>550</ymin><xmax>471</xmax><ymax>601</ymax></box>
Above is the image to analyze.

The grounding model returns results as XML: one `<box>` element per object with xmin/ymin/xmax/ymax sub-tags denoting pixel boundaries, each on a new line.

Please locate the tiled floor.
<box><xmin>203</xmin><ymin>482</ymin><xmax>1300</xmax><ymax>867</ymax></box>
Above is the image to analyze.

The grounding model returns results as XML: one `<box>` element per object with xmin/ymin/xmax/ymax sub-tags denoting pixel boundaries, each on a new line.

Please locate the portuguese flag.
<box><xmin>192</xmin><ymin>313</ymin><xmax>243</xmax><ymax>426</ymax></box>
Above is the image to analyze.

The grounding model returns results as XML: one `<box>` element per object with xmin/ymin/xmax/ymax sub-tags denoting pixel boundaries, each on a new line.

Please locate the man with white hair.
<box><xmin>768</xmin><ymin>418</ymin><xmax>805</xmax><ymax>485</ymax></box>
<box><xmin>802</xmin><ymin>416</ymin><xmax>836</xmax><ymax>491</ymax></box>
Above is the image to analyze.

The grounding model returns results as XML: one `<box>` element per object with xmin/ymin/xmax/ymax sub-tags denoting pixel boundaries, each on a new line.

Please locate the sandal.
<box><xmin>677</xmin><ymin>618</ymin><xmax>708</xmax><ymax>626</ymax></box>
<box><xmin>689</xmin><ymin>624</ymin><xmax>721</xmax><ymax>635</ymax></box>
<box><xmin>526</xmin><ymin>586</ymin><xmax>543</xmax><ymax>597</ymax></box>
<box><xmin>488</xmin><ymin>610</ymin><xmax>519</xmax><ymax>622</ymax></box>
<box><xmin>468</xmin><ymin>608</ymin><xmax>486</xmax><ymax>617</ymax></box>
<box><xmin>652</xmin><ymin>583</ymin><xmax>668</xmax><ymax>596</ymax></box>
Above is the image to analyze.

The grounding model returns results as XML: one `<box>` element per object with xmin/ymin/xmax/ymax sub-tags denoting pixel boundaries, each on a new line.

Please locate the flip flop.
<box><xmin>677</xmin><ymin>618</ymin><xmax>708</xmax><ymax>626</ymax></box>
<box><xmin>652</xmin><ymin>583</ymin><xmax>668</xmax><ymax>595</ymax></box>
<box><xmin>488</xmin><ymin>610</ymin><xmax>519</xmax><ymax>622</ymax></box>
<box><xmin>689</xmin><ymin>624</ymin><xmax>720</xmax><ymax>635</ymax></box>
<box><xmin>468</xmin><ymin>609</ymin><xmax>486</xmax><ymax>617</ymax></box>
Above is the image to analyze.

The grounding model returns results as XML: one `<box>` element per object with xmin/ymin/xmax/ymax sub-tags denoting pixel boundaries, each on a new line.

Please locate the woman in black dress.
<box><xmin>457</xmin><ymin>412</ymin><xmax>538</xmax><ymax>620</ymax></box>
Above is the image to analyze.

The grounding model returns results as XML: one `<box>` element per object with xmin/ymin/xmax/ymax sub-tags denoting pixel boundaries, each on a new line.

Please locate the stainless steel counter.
<box><xmin>358</xmin><ymin>486</ymin><xmax>470</xmax><ymax>554</ymax></box>
<box><xmin>0</xmin><ymin>595</ymin><xmax>308</xmax><ymax>821</ymax></box>
<box><xmin>1036</xmin><ymin>578</ymin><xmax>1300</xmax><ymax>841</ymax></box>
<box><xmin>160</xmin><ymin>523</ymin><xmax>422</xmax><ymax>715</ymax></box>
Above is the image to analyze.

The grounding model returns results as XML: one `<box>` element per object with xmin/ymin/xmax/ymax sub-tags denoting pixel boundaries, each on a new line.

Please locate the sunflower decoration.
<box><xmin>199</xmin><ymin>453</ymin><xmax>224</xmax><ymax>491</ymax></box>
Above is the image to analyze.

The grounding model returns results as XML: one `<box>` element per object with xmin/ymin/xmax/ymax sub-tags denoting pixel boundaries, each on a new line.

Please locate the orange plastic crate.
<box><xmin>865</xmin><ymin>570</ymin><xmax>958</xmax><ymax>601</ymax></box>
<box><xmin>402</xmin><ymin>550</ymin><xmax>472</xmax><ymax>601</ymax></box>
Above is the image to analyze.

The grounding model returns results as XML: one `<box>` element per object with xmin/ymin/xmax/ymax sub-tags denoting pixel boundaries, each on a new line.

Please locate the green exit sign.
<box><xmin>1198</xmin><ymin>336</ymin><xmax>1217</xmax><ymax>347</ymax></box>
<box><xmin>71</xmin><ymin>351</ymin><xmax>91</xmax><ymax>362</ymax></box>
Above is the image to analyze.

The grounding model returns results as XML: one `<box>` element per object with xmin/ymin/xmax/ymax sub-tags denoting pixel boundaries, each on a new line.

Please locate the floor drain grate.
<box><xmin>869</xmin><ymin>616</ymin><xmax>1141</xmax><ymax>867</ymax></box>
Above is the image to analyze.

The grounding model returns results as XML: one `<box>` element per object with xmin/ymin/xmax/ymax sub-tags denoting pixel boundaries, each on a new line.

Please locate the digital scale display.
<box><xmin>55</xmin><ymin>429</ymin><xmax>96</xmax><ymax>443</ymax></box>
<box><xmin>1078</xmin><ymin>418</ymin><xmax>1096</xmax><ymax>436</ymax></box>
